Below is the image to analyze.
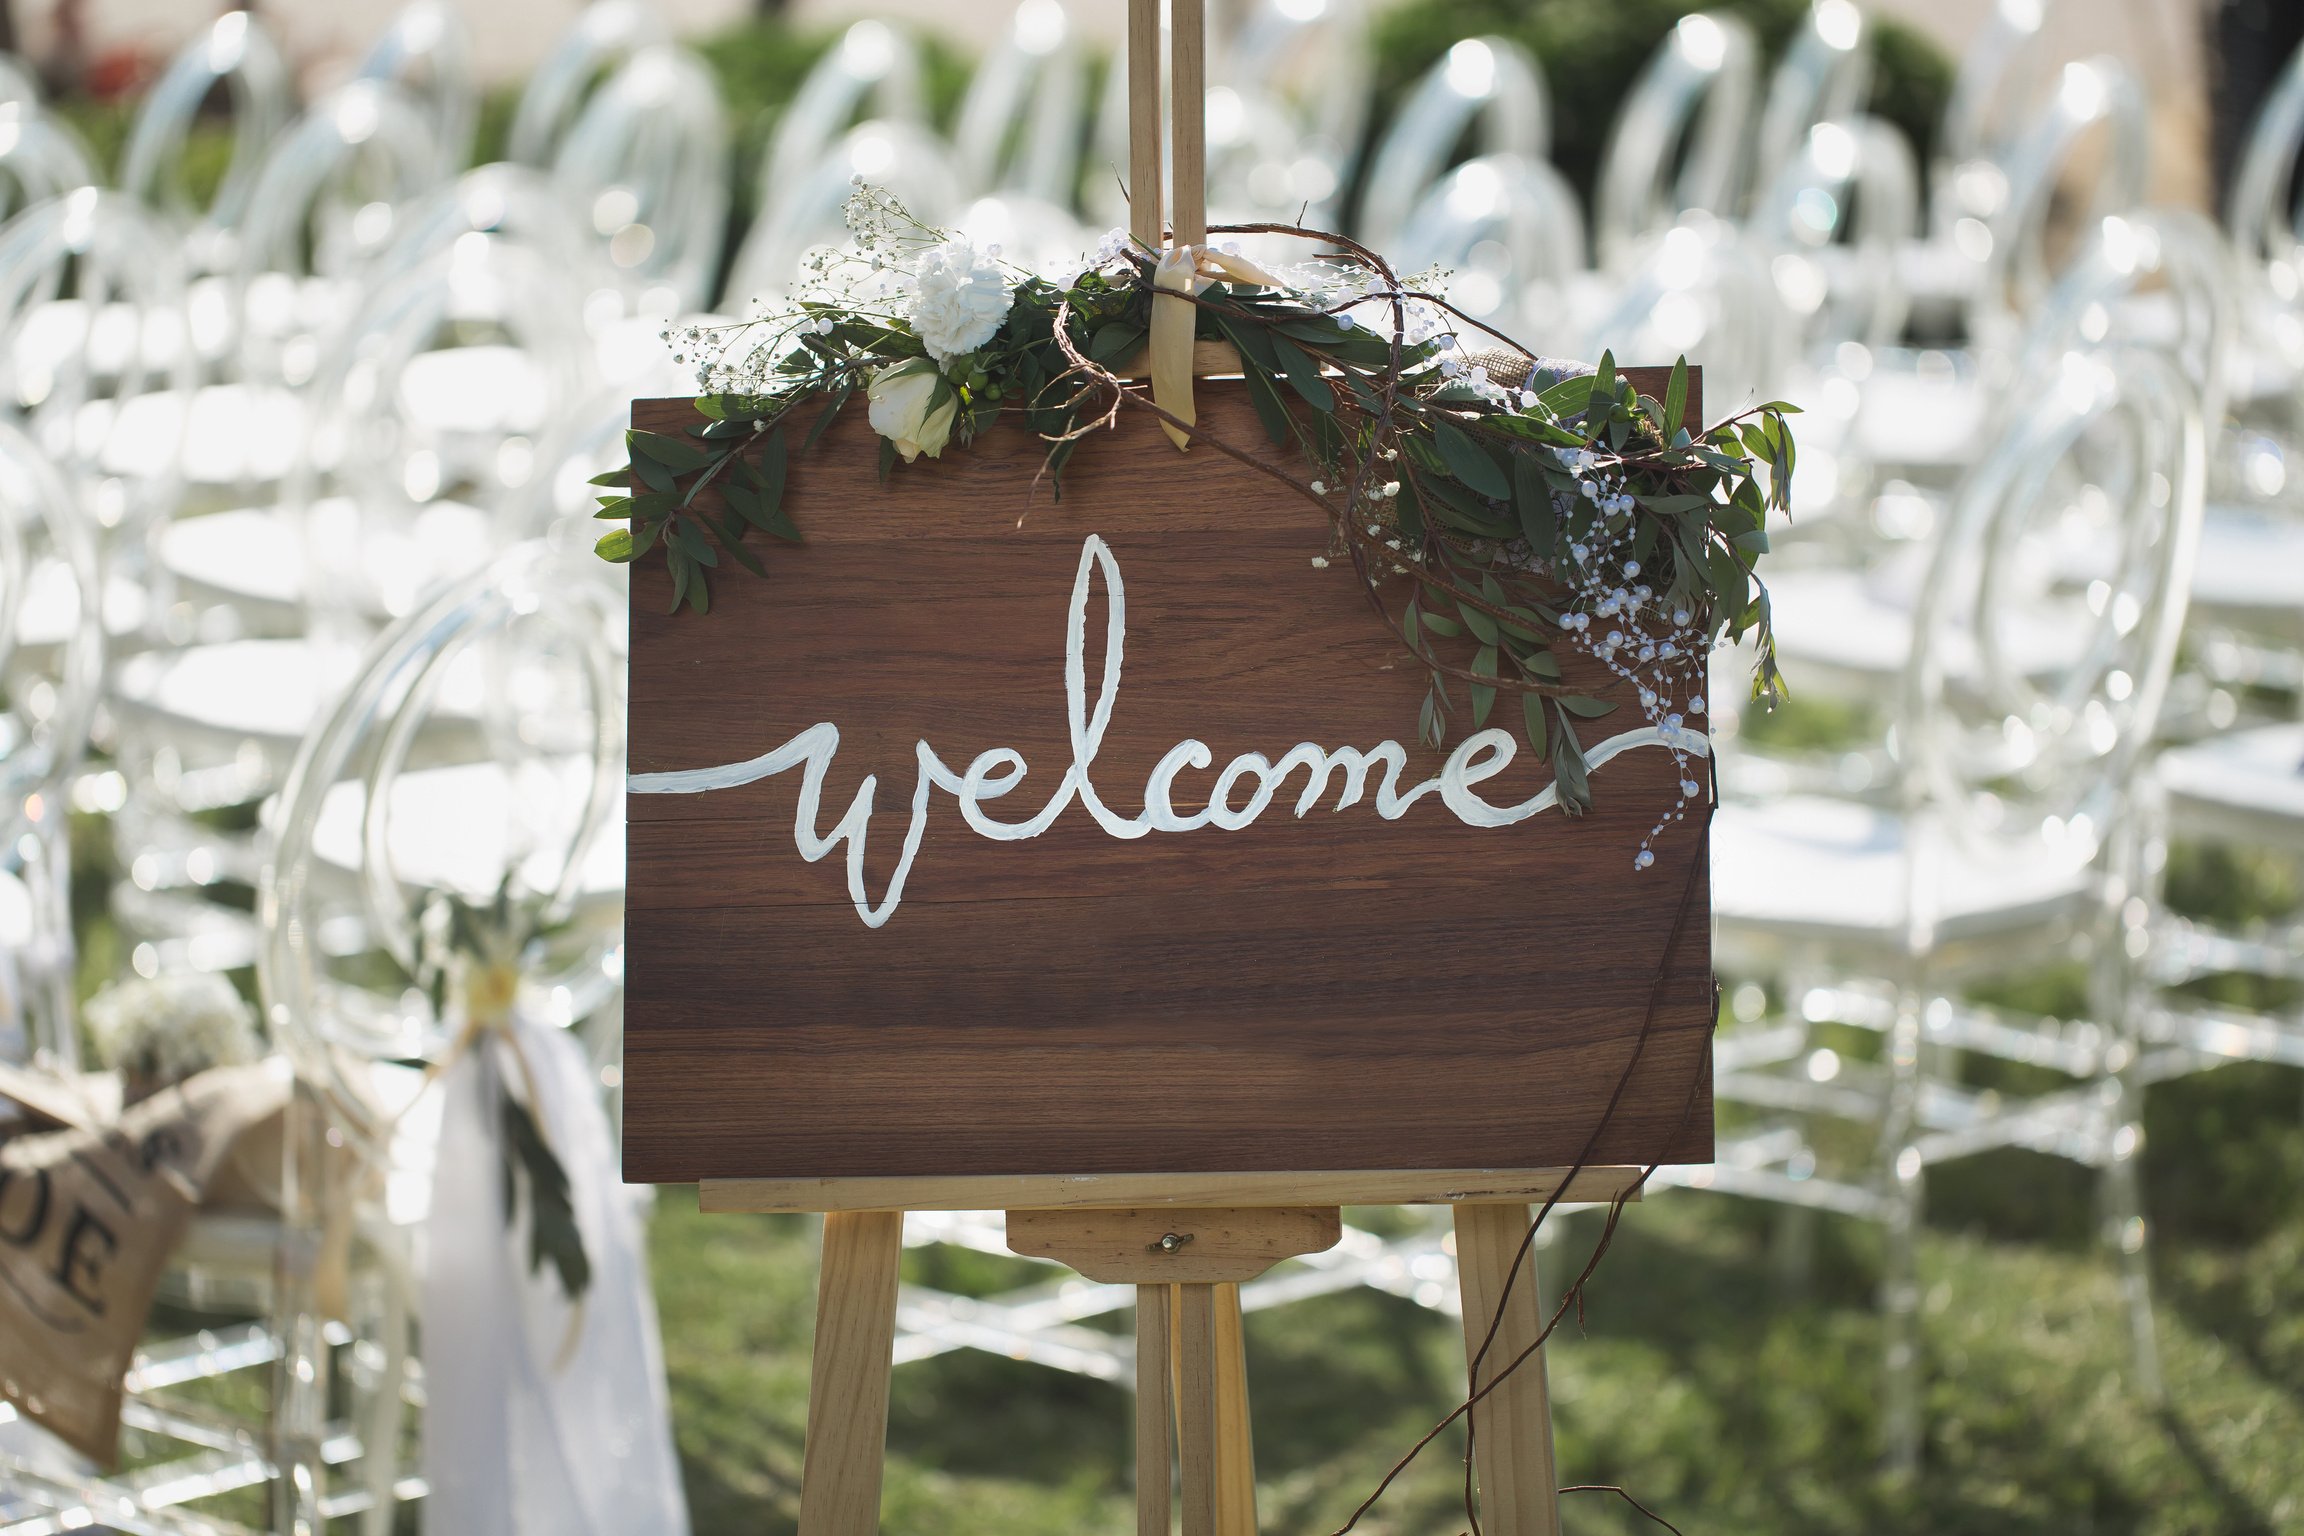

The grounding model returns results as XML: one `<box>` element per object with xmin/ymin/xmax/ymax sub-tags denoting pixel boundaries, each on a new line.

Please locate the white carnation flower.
<box><xmin>907</xmin><ymin>238</ymin><xmax>1014</xmax><ymax>365</ymax></box>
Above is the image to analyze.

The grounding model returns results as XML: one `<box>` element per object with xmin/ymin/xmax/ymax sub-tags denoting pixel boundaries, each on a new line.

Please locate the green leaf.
<box><xmin>1550</xmin><ymin>705</ymin><xmax>1591</xmax><ymax>814</ymax></box>
<box><xmin>1090</xmin><ymin>322</ymin><xmax>1147</xmax><ymax>370</ymax></box>
<box><xmin>1471</xmin><ymin>644</ymin><xmax>1498</xmax><ymax>729</ymax></box>
<box><xmin>702</xmin><ymin>514</ymin><xmax>768</xmax><ymax>576</ymax></box>
<box><xmin>629</xmin><ymin>429</ymin><xmax>712</xmax><ymax>473</ymax></box>
<box><xmin>1557</xmin><ymin>695</ymin><xmax>1619</xmax><ymax>719</ymax></box>
<box><xmin>1521</xmin><ymin>691</ymin><xmax>1548</xmax><ymax>759</ymax></box>
<box><xmin>1588</xmin><ymin>351</ymin><xmax>1616</xmax><ymax>417</ymax></box>
<box><xmin>630</xmin><ymin>454</ymin><xmax>675</xmax><ymax>494</ymax></box>
<box><xmin>587</xmin><ymin>468</ymin><xmax>628</xmax><ymax>487</ymax></box>
<box><xmin>1513</xmin><ymin>451</ymin><xmax>1554</xmax><ymax>559</ymax></box>
<box><xmin>670</xmin><ymin>520</ymin><xmax>718</xmax><ymax>568</ymax></box>
<box><xmin>1268</xmin><ymin>332</ymin><xmax>1335</xmax><ymax>412</ymax></box>
<box><xmin>499</xmin><ymin>1089</ymin><xmax>590</xmax><ymax>1301</ymax></box>
<box><xmin>1419</xmin><ymin>610</ymin><xmax>1463</xmax><ymax>638</ymax></box>
<box><xmin>1664</xmin><ymin>356</ymin><xmax>1688</xmax><ymax>438</ymax></box>
<box><xmin>1239</xmin><ymin>357</ymin><xmax>1293</xmax><ymax>448</ymax></box>
<box><xmin>1453</xmin><ymin>599</ymin><xmax>1498</xmax><ymax>645</ymax></box>
<box><xmin>804</xmin><ymin>388</ymin><xmax>852</xmax><ymax>451</ymax></box>
<box><xmin>1434</xmin><ymin>419</ymin><xmax>1509</xmax><ymax>499</ymax></box>
<box><xmin>1214</xmin><ymin>314</ymin><xmax>1281</xmax><ymax>375</ymax></box>
<box><xmin>1401</xmin><ymin>594</ymin><xmax>1422</xmax><ymax>651</ymax></box>
<box><xmin>878</xmin><ymin>435</ymin><xmax>897</xmax><ymax>485</ymax></box>
<box><xmin>686</xmin><ymin>568</ymin><xmax>711</xmax><ymax>614</ymax></box>
<box><xmin>593</xmin><ymin>528</ymin><xmax>635</xmax><ymax>562</ymax></box>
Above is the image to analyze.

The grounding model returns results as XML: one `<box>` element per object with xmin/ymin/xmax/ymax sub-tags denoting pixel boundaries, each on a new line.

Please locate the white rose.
<box><xmin>906</xmin><ymin>237</ymin><xmax>1014</xmax><ymax>364</ymax></box>
<box><xmin>867</xmin><ymin>359</ymin><xmax>958</xmax><ymax>462</ymax></box>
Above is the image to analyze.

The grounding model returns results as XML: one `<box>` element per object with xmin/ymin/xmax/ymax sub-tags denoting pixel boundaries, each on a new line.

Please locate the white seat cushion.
<box><xmin>2156</xmin><ymin>724</ymin><xmax>2304</xmax><ymax>839</ymax></box>
<box><xmin>1713</xmin><ymin>793</ymin><xmax>2094</xmax><ymax>946</ymax></box>
<box><xmin>308</xmin><ymin>758</ymin><xmax>625</xmax><ymax>900</ymax></box>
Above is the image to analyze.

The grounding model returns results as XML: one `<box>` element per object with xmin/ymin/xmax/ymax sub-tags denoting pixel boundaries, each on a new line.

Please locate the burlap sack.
<box><xmin>0</xmin><ymin>1059</ymin><xmax>290</xmax><ymax>1463</ymax></box>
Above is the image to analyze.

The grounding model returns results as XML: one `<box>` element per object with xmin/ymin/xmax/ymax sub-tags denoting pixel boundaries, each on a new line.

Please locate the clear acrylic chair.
<box><xmin>0</xmin><ymin>100</ymin><xmax>99</xmax><ymax>217</ymax></box>
<box><xmin>0</xmin><ymin>417</ymin><xmax>101</xmax><ymax>1076</ymax></box>
<box><xmin>1218</xmin><ymin>0</ymin><xmax>1372</xmax><ymax>225</ymax></box>
<box><xmin>355</xmin><ymin>0</ymin><xmax>478</xmax><ymax>184</ymax></box>
<box><xmin>258</xmin><ymin>539</ymin><xmax>626</xmax><ymax>1534</ymax></box>
<box><xmin>1357</xmin><ymin>36</ymin><xmax>1548</xmax><ymax>257</ymax></box>
<box><xmin>1593</xmin><ymin>11</ymin><xmax>1759</xmax><ymax>271</ymax></box>
<box><xmin>0</xmin><ymin>188</ymin><xmax>194</xmax><ymax>565</ymax></box>
<box><xmin>551</xmin><ymin>44</ymin><xmax>730</xmax><ymax>315</ymax></box>
<box><xmin>761</xmin><ymin>20</ymin><xmax>927</xmax><ymax>224</ymax></box>
<box><xmin>952</xmin><ymin>0</ymin><xmax>1086</xmax><ymax>207</ymax></box>
<box><xmin>111</xmin><ymin>232</ymin><xmax>599</xmax><ymax>979</ymax></box>
<box><xmin>1708</xmin><ymin>345</ymin><xmax>2207</xmax><ymax>1470</ymax></box>
<box><xmin>506</xmin><ymin>0</ymin><xmax>669</xmax><ymax>169</ymax></box>
<box><xmin>1586</xmin><ymin>213</ymin><xmax>1784</xmax><ymax>417</ymax></box>
<box><xmin>1390</xmin><ymin>153</ymin><xmax>1586</xmax><ymax>356</ymax></box>
<box><xmin>118</xmin><ymin>11</ymin><xmax>295</xmax><ymax>278</ymax></box>
<box><xmin>1754</xmin><ymin>0</ymin><xmax>1872</xmax><ymax>190</ymax></box>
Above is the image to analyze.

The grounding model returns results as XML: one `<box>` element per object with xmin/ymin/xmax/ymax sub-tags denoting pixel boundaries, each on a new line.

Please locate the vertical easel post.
<box><xmin>1126</xmin><ymin>0</ymin><xmax>1162</xmax><ymax>251</ymax></box>
<box><xmin>1211</xmin><ymin>1283</ymin><xmax>1258</xmax><ymax>1535</ymax></box>
<box><xmin>1176</xmin><ymin>1282</ymin><xmax>1220</xmax><ymax>1536</ymax></box>
<box><xmin>1137</xmin><ymin>1283</ymin><xmax>1175</xmax><ymax>1536</ymax></box>
<box><xmin>1167</xmin><ymin>0</ymin><xmax>1206</xmax><ymax>250</ymax></box>
<box><xmin>1453</xmin><ymin>1204</ymin><xmax>1562</xmax><ymax>1536</ymax></box>
<box><xmin>799</xmin><ymin>1210</ymin><xmax>905</xmax><ymax>1536</ymax></box>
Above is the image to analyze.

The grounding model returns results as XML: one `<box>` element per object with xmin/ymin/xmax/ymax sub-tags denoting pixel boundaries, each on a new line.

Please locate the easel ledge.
<box><xmin>699</xmin><ymin>1166</ymin><xmax>1645</xmax><ymax>1214</ymax></box>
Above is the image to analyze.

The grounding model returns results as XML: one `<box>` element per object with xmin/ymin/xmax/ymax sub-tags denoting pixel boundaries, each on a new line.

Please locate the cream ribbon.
<box><xmin>1149</xmin><ymin>243</ymin><xmax>1285</xmax><ymax>450</ymax></box>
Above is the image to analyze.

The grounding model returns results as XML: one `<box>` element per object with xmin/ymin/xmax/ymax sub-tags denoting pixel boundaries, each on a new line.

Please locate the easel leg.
<box><xmin>1212</xmin><ymin>1283</ymin><xmax>1258</xmax><ymax>1536</ymax></box>
<box><xmin>1175</xmin><ymin>1283</ymin><xmax>1220</xmax><ymax>1536</ymax></box>
<box><xmin>801</xmin><ymin>1210</ymin><xmax>904</xmax><ymax>1536</ymax></box>
<box><xmin>1453</xmin><ymin>1204</ymin><xmax>1561</xmax><ymax>1536</ymax></box>
<box><xmin>1137</xmin><ymin>1284</ymin><xmax>1174</xmax><ymax>1536</ymax></box>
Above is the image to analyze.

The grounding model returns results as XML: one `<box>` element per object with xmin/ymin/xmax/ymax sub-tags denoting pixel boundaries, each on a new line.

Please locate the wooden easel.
<box><xmin>699</xmin><ymin>4</ymin><xmax>1647</xmax><ymax>1530</ymax></box>
<box><xmin>704</xmin><ymin>1166</ymin><xmax>1641</xmax><ymax>1535</ymax></box>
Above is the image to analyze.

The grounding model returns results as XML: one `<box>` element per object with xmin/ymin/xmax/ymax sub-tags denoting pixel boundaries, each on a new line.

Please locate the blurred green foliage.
<box><xmin>1364</xmin><ymin>0</ymin><xmax>1955</xmax><ymax>212</ymax></box>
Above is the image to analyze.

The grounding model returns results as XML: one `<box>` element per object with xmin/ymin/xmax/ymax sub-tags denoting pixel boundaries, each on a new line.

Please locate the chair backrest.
<box><xmin>762</xmin><ymin>21</ymin><xmax>928</xmax><ymax>218</ymax></box>
<box><xmin>259</xmin><ymin>541</ymin><xmax>624</xmax><ymax>1148</ymax></box>
<box><xmin>1755</xmin><ymin>0</ymin><xmax>1871</xmax><ymax>189</ymax></box>
<box><xmin>723</xmin><ymin>120</ymin><xmax>962</xmax><ymax>311</ymax></box>
<box><xmin>0</xmin><ymin>102</ymin><xmax>99</xmax><ymax>219</ymax></box>
<box><xmin>1978</xmin><ymin>57</ymin><xmax>2149</xmax><ymax>325</ymax></box>
<box><xmin>552</xmin><ymin>44</ymin><xmax>730</xmax><ymax>313</ymax></box>
<box><xmin>1594</xmin><ymin>11</ymin><xmax>1760</xmax><ymax>270</ymax></box>
<box><xmin>506</xmin><ymin>0</ymin><xmax>667</xmax><ymax>168</ymax></box>
<box><xmin>234</xmin><ymin>80</ymin><xmax>445</xmax><ymax>288</ymax></box>
<box><xmin>951</xmin><ymin>0</ymin><xmax>1087</xmax><ymax>206</ymax></box>
<box><xmin>1752</xmin><ymin>115</ymin><xmax>1920</xmax><ymax>355</ymax></box>
<box><xmin>1903</xmin><ymin>345</ymin><xmax>2203</xmax><ymax>849</ymax></box>
<box><xmin>119</xmin><ymin>12</ymin><xmax>294</xmax><ymax>258</ymax></box>
<box><xmin>1358</xmin><ymin>36</ymin><xmax>1549</xmax><ymax>255</ymax></box>
<box><xmin>285</xmin><ymin>232</ymin><xmax>600</xmax><ymax>627</ymax></box>
<box><xmin>1937</xmin><ymin>0</ymin><xmax>2056</xmax><ymax>182</ymax></box>
<box><xmin>357</xmin><ymin>0</ymin><xmax>479</xmax><ymax>182</ymax></box>
<box><xmin>2225</xmin><ymin>32</ymin><xmax>2304</xmax><ymax>271</ymax></box>
<box><xmin>0</xmin><ymin>188</ymin><xmax>194</xmax><ymax>542</ymax></box>
<box><xmin>1221</xmin><ymin>0</ymin><xmax>1372</xmax><ymax>188</ymax></box>
<box><xmin>0</xmin><ymin>417</ymin><xmax>99</xmax><ymax>1072</ymax></box>
<box><xmin>2012</xmin><ymin>209</ymin><xmax>2238</xmax><ymax>429</ymax></box>
<box><xmin>1390</xmin><ymin>153</ymin><xmax>1586</xmax><ymax>352</ymax></box>
<box><xmin>1588</xmin><ymin>214</ymin><xmax>1782</xmax><ymax>413</ymax></box>
<box><xmin>378</xmin><ymin>162</ymin><xmax>614</xmax><ymax>287</ymax></box>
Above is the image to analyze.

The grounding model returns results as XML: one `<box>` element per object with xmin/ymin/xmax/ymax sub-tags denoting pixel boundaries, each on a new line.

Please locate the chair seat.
<box><xmin>308</xmin><ymin>758</ymin><xmax>625</xmax><ymax>901</ymax></box>
<box><xmin>1713</xmin><ymin>793</ymin><xmax>2095</xmax><ymax>949</ymax></box>
<box><xmin>2156</xmin><ymin>723</ymin><xmax>2304</xmax><ymax>848</ymax></box>
<box><xmin>1764</xmin><ymin>563</ymin><xmax>2092</xmax><ymax>685</ymax></box>
<box><xmin>80</xmin><ymin>382</ymin><xmax>305</xmax><ymax>485</ymax></box>
<box><xmin>1853</xmin><ymin>364</ymin><xmax>1985</xmax><ymax>470</ymax></box>
<box><xmin>2190</xmin><ymin>503</ymin><xmax>2304</xmax><ymax>625</ymax></box>
<box><xmin>112</xmin><ymin>638</ymin><xmax>367</xmax><ymax>746</ymax></box>
<box><xmin>398</xmin><ymin>344</ymin><xmax>553</xmax><ymax>437</ymax></box>
<box><xmin>13</xmin><ymin>555</ymin><xmax>146</xmax><ymax>648</ymax></box>
<box><xmin>158</xmin><ymin>497</ymin><xmax>493</xmax><ymax>618</ymax></box>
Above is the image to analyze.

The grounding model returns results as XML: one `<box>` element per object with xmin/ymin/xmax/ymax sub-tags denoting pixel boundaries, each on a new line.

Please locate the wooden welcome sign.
<box><xmin>621</xmin><ymin>373</ymin><xmax>1713</xmax><ymax>1192</ymax></box>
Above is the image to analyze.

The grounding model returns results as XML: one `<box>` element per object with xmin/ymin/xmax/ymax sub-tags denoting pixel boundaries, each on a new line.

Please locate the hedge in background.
<box><xmin>1363</xmin><ymin>0</ymin><xmax>1954</xmax><ymax>219</ymax></box>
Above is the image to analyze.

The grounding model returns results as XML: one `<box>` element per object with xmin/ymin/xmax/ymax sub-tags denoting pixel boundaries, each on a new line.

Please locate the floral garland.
<box><xmin>598</xmin><ymin>184</ymin><xmax>1793</xmax><ymax>864</ymax></box>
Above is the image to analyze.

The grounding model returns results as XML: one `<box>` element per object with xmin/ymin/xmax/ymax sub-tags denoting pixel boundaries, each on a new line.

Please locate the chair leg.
<box><xmin>1878</xmin><ymin>997</ymin><xmax>1925</xmax><ymax>1477</ymax></box>
<box><xmin>2098</xmin><ymin>803</ymin><xmax>2166</xmax><ymax>1402</ymax></box>
<box><xmin>272</xmin><ymin>1087</ymin><xmax>331</xmax><ymax>1536</ymax></box>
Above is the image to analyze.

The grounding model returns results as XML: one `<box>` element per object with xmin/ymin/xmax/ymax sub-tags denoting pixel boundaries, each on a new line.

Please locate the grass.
<box><xmin>648</xmin><ymin>1056</ymin><xmax>2304</xmax><ymax>1535</ymax></box>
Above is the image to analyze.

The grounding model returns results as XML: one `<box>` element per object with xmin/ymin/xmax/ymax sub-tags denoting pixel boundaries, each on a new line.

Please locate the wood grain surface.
<box><xmin>624</xmin><ymin>370</ymin><xmax>1714</xmax><ymax>1184</ymax></box>
<box><xmin>1005</xmin><ymin>1206</ymin><xmax>1341</xmax><ymax>1282</ymax></box>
